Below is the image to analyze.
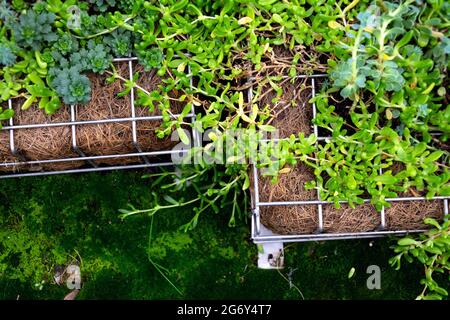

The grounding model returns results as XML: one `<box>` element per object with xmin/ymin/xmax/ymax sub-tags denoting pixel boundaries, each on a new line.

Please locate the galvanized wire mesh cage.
<box><xmin>250</xmin><ymin>75</ymin><xmax>450</xmax><ymax>243</ymax></box>
<box><xmin>0</xmin><ymin>57</ymin><xmax>200</xmax><ymax>179</ymax></box>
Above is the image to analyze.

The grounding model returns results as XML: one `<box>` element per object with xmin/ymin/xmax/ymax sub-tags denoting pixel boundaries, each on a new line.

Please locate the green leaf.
<box><xmin>0</xmin><ymin>108</ymin><xmax>14</xmax><ymax>120</ymax></box>
<box><xmin>21</xmin><ymin>95</ymin><xmax>37</xmax><ymax>110</ymax></box>
<box><xmin>26</xmin><ymin>84</ymin><xmax>54</xmax><ymax>97</ymax></box>
<box><xmin>242</xmin><ymin>174</ymin><xmax>250</xmax><ymax>190</ymax></box>
<box><xmin>348</xmin><ymin>267</ymin><xmax>356</xmax><ymax>279</ymax></box>
<box><xmin>163</xmin><ymin>195</ymin><xmax>179</xmax><ymax>205</ymax></box>
<box><xmin>347</xmin><ymin>175</ymin><xmax>357</xmax><ymax>190</ymax></box>
<box><xmin>374</xmin><ymin>174</ymin><xmax>398</xmax><ymax>185</ymax></box>
<box><xmin>181</xmin><ymin>103</ymin><xmax>192</xmax><ymax>117</ymax></box>
<box><xmin>424</xmin><ymin>218</ymin><xmax>441</xmax><ymax>229</ymax></box>
<box><xmin>177</xmin><ymin>128</ymin><xmax>190</xmax><ymax>145</ymax></box>
<box><xmin>272</xmin><ymin>13</ymin><xmax>283</xmax><ymax>24</ymax></box>
<box><xmin>258</xmin><ymin>125</ymin><xmax>276</xmax><ymax>132</ymax></box>
<box><xmin>397</xmin><ymin>238</ymin><xmax>418</xmax><ymax>246</ymax></box>
<box><xmin>425</xmin><ymin>151</ymin><xmax>444</xmax><ymax>163</ymax></box>
<box><xmin>258</xmin><ymin>0</ymin><xmax>278</xmax><ymax>6</ymax></box>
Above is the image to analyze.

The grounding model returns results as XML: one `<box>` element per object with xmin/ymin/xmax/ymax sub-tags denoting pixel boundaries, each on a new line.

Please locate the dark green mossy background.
<box><xmin>0</xmin><ymin>171</ymin><xmax>424</xmax><ymax>299</ymax></box>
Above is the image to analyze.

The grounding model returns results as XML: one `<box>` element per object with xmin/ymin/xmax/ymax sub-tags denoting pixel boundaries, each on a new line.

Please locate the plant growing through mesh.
<box><xmin>390</xmin><ymin>215</ymin><xmax>450</xmax><ymax>300</ymax></box>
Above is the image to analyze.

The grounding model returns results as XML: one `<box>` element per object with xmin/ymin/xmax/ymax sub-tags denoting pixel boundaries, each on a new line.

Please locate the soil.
<box><xmin>254</xmin><ymin>46</ymin><xmax>315</xmax><ymax>139</ymax></box>
<box><xmin>1</xmin><ymin>100</ymin><xmax>83</xmax><ymax>172</ymax></box>
<box><xmin>259</xmin><ymin>163</ymin><xmax>317</xmax><ymax>202</ymax></box>
<box><xmin>260</xmin><ymin>78</ymin><xmax>314</xmax><ymax>138</ymax></box>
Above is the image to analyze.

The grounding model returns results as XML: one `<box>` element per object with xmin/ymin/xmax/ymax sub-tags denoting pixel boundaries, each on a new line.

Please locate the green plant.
<box><xmin>51</xmin><ymin>66</ymin><xmax>91</xmax><ymax>105</ymax></box>
<box><xmin>52</xmin><ymin>33</ymin><xmax>79</xmax><ymax>55</ymax></box>
<box><xmin>104</xmin><ymin>29</ymin><xmax>133</xmax><ymax>57</ymax></box>
<box><xmin>88</xmin><ymin>0</ymin><xmax>117</xmax><ymax>12</ymax></box>
<box><xmin>120</xmin><ymin>162</ymin><xmax>249</xmax><ymax>230</ymax></box>
<box><xmin>0</xmin><ymin>0</ymin><xmax>448</xmax><ymax>236</ymax></box>
<box><xmin>390</xmin><ymin>215</ymin><xmax>450</xmax><ymax>300</ymax></box>
<box><xmin>136</xmin><ymin>47</ymin><xmax>163</xmax><ymax>71</ymax></box>
<box><xmin>11</xmin><ymin>9</ymin><xmax>57</xmax><ymax>51</ymax></box>
<box><xmin>81</xmin><ymin>40</ymin><xmax>111</xmax><ymax>73</ymax></box>
<box><xmin>0</xmin><ymin>44</ymin><xmax>16</xmax><ymax>66</ymax></box>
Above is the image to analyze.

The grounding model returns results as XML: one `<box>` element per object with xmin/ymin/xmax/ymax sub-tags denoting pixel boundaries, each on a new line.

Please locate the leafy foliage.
<box><xmin>88</xmin><ymin>0</ymin><xmax>117</xmax><ymax>12</ymax></box>
<box><xmin>52</xmin><ymin>33</ymin><xmax>79</xmax><ymax>55</ymax></box>
<box><xmin>137</xmin><ymin>47</ymin><xmax>163</xmax><ymax>71</ymax></box>
<box><xmin>0</xmin><ymin>44</ymin><xmax>16</xmax><ymax>66</ymax></box>
<box><xmin>120</xmin><ymin>163</ymin><xmax>249</xmax><ymax>229</ymax></box>
<box><xmin>11</xmin><ymin>9</ymin><xmax>57</xmax><ymax>50</ymax></box>
<box><xmin>51</xmin><ymin>66</ymin><xmax>91</xmax><ymax>105</ymax></box>
<box><xmin>104</xmin><ymin>29</ymin><xmax>133</xmax><ymax>57</ymax></box>
<box><xmin>81</xmin><ymin>40</ymin><xmax>111</xmax><ymax>74</ymax></box>
<box><xmin>0</xmin><ymin>0</ymin><xmax>448</xmax><ymax>229</ymax></box>
<box><xmin>390</xmin><ymin>215</ymin><xmax>450</xmax><ymax>300</ymax></box>
<box><xmin>0</xmin><ymin>0</ymin><xmax>17</xmax><ymax>25</ymax></box>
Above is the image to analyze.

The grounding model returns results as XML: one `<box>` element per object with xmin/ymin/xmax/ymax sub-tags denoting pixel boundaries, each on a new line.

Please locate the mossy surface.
<box><xmin>0</xmin><ymin>171</ymin><xmax>425</xmax><ymax>299</ymax></box>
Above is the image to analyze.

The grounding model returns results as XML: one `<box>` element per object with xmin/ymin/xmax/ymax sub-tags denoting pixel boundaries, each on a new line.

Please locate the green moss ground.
<box><xmin>0</xmin><ymin>171</ymin><xmax>425</xmax><ymax>299</ymax></box>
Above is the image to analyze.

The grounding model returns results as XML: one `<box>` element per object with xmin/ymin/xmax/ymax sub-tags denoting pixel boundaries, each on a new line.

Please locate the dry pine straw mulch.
<box><xmin>256</xmin><ymin>47</ymin><xmax>319</xmax><ymax>234</ymax></box>
<box><xmin>257</xmin><ymin>47</ymin><xmax>320</xmax><ymax>234</ymax></box>
<box><xmin>384</xmin><ymin>162</ymin><xmax>444</xmax><ymax>231</ymax></box>
<box><xmin>0</xmin><ymin>63</ymin><xmax>184</xmax><ymax>171</ymax></box>
<box><xmin>254</xmin><ymin>46</ymin><xmax>314</xmax><ymax>139</ymax></box>
<box><xmin>258</xmin><ymin>138</ymin><xmax>445</xmax><ymax>235</ymax></box>
<box><xmin>257</xmin><ymin>47</ymin><xmax>445</xmax><ymax>234</ymax></box>
<box><xmin>259</xmin><ymin>160</ymin><xmax>445</xmax><ymax>235</ymax></box>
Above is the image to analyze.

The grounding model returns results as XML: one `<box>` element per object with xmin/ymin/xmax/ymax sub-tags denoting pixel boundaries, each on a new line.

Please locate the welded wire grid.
<box><xmin>250</xmin><ymin>75</ymin><xmax>450</xmax><ymax>243</ymax></box>
<box><xmin>0</xmin><ymin>57</ymin><xmax>199</xmax><ymax>178</ymax></box>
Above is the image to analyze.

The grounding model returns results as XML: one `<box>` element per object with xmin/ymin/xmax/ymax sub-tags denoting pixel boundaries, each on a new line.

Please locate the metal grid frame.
<box><xmin>0</xmin><ymin>57</ymin><xmax>199</xmax><ymax>179</ymax></box>
<box><xmin>250</xmin><ymin>74</ymin><xmax>450</xmax><ymax>243</ymax></box>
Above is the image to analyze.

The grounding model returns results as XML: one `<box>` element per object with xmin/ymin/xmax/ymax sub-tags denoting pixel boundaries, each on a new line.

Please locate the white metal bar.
<box><xmin>188</xmin><ymin>64</ymin><xmax>201</xmax><ymax>148</ymax></box>
<box><xmin>253</xmin><ymin>165</ymin><xmax>261</xmax><ymax>235</ymax></box>
<box><xmin>129</xmin><ymin>60</ymin><xmax>138</xmax><ymax>144</ymax></box>
<box><xmin>257</xmin><ymin>196</ymin><xmax>450</xmax><ymax>206</ymax></box>
<box><xmin>248</xmin><ymin>82</ymin><xmax>262</xmax><ymax>236</ymax></box>
<box><xmin>71</xmin><ymin>104</ymin><xmax>98</xmax><ymax>168</ymax></box>
<box><xmin>379</xmin><ymin>168</ymin><xmax>386</xmax><ymax>230</ymax></box>
<box><xmin>7</xmin><ymin>99</ymin><xmax>25</xmax><ymax>162</ymax></box>
<box><xmin>112</xmin><ymin>57</ymin><xmax>138</xmax><ymax>62</ymax></box>
<box><xmin>0</xmin><ymin>162</ymin><xmax>174</xmax><ymax>179</ymax></box>
<box><xmin>444</xmin><ymin>199</ymin><xmax>449</xmax><ymax>221</ymax></box>
<box><xmin>311</xmin><ymin>78</ymin><xmax>323</xmax><ymax>232</ymax></box>
<box><xmin>0</xmin><ymin>113</ymin><xmax>195</xmax><ymax>130</ymax></box>
<box><xmin>8</xmin><ymin>99</ymin><xmax>15</xmax><ymax>153</ymax></box>
<box><xmin>0</xmin><ymin>148</ymin><xmax>189</xmax><ymax>167</ymax></box>
<box><xmin>252</xmin><ymin>229</ymin><xmax>424</xmax><ymax>244</ymax></box>
<box><xmin>128</xmin><ymin>60</ymin><xmax>151</xmax><ymax>165</ymax></box>
<box><xmin>70</xmin><ymin>104</ymin><xmax>77</xmax><ymax>149</ymax></box>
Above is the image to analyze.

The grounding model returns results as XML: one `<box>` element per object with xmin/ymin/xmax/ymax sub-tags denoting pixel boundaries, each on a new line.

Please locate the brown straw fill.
<box><xmin>386</xmin><ymin>200</ymin><xmax>444</xmax><ymax>230</ymax></box>
<box><xmin>256</xmin><ymin>49</ymin><xmax>444</xmax><ymax>235</ymax></box>
<box><xmin>0</xmin><ymin>62</ymin><xmax>187</xmax><ymax>172</ymax></box>
<box><xmin>6</xmin><ymin>100</ymin><xmax>83</xmax><ymax>171</ymax></box>
<box><xmin>0</xmin><ymin>125</ymin><xmax>19</xmax><ymax>171</ymax></box>
<box><xmin>75</xmin><ymin>63</ymin><xmax>184</xmax><ymax>166</ymax></box>
<box><xmin>323</xmin><ymin>203</ymin><xmax>381</xmax><ymax>233</ymax></box>
<box><xmin>260</xmin><ymin>205</ymin><xmax>318</xmax><ymax>235</ymax></box>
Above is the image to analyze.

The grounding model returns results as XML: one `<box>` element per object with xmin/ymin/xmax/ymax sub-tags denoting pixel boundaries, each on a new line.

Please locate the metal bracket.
<box><xmin>257</xmin><ymin>226</ymin><xmax>284</xmax><ymax>269</ymax></box>
<box><xmin>256</xmin><ymin>225</ymin><xmax>284</xmax><ymax>269</ymax></box>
